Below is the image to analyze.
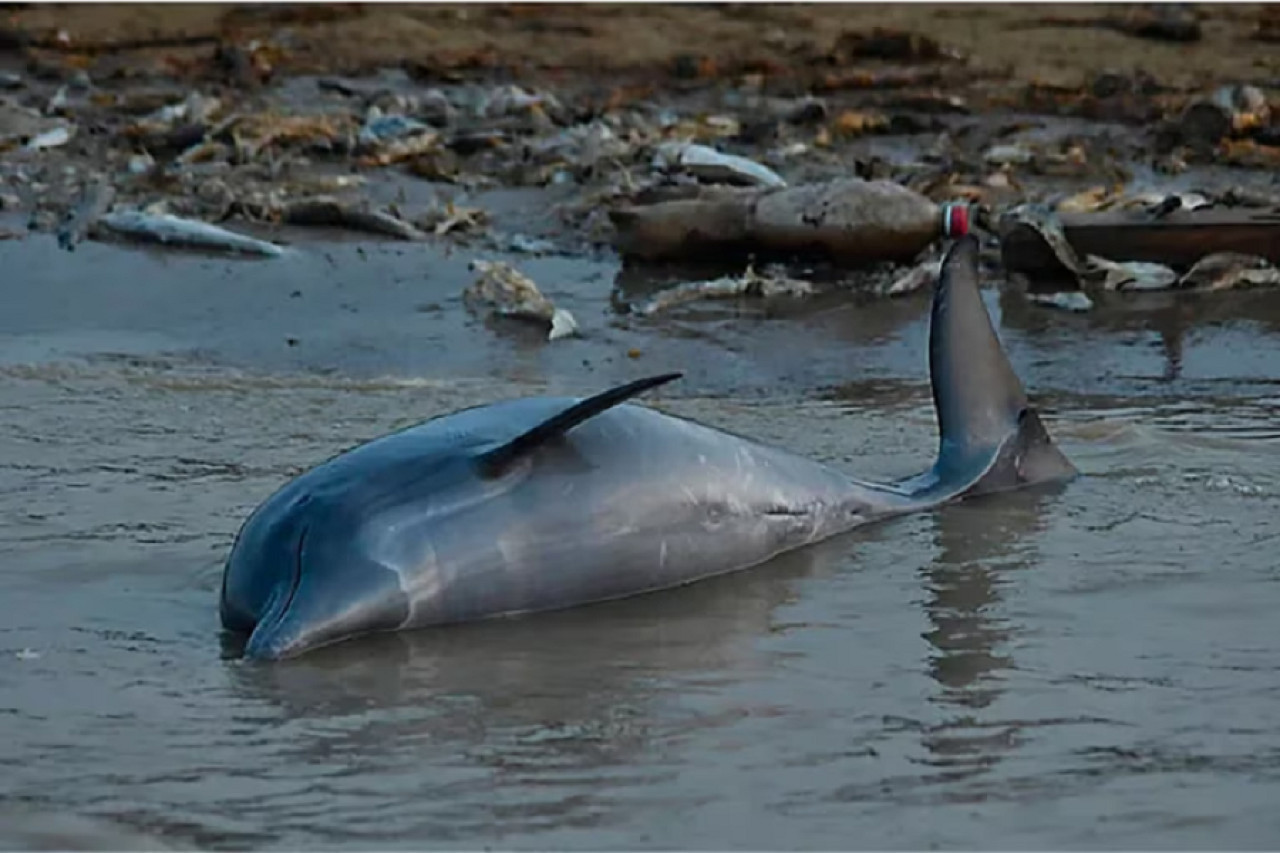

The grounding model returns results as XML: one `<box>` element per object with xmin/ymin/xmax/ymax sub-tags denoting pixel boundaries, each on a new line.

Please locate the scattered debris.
<box><xmin>1002</xmin><ymin>203</ymin><xmax>1280</xmax><ymax>302</ymax></box>
<box><xmin>1086</xmin><ymin>255</ymin><xmax>1180</xmax><ymax>292</ymax></box>
<box><xmin>1216</xmin><ymin>139</ymin><xmax>1280</xmax><ymax>170</ymax></box>
<box><xmin>1055</xmin><ymin>188</ymin><xmax>1213</xmax><ymax>215</ymax></box>
<box><xmin>126</xmin><ymin>152</ymin><xmax>156</xmax><ymax>174</ymax></box>
<box><xmin>504</xmin><ymin>233</ymin><xmax>558</xmax><ymax>255</ymax></box>
<box><xmin>125</xmin><ymin>92</ymin><xmax>222</xmax><ymax>144</ymax></box>
<box><xmin>635</xmin><ymin>264</ymin><xmax>814</xmax><ymax>316</ymax></box>
<box><xmin>1017</xmin><ymin>5</ymin><xmax>1201</xmax><ymax>43</ymax></box>
<box><xmin>227</xmin><ymin>111</ymin><xmax>355</xmax><ymax>160</ymax></box>
<box><xmin>357</xmin><ymin>109</ymin><xmax>431</xmax><ymax>148</ymax></box>
<box><xmin>1114</xmin><ymin>3</ymin><xmax>1202</xmax><ymax>42</ymax></box>
<box><xmin>57</xmin><ymin>180</ymin><xmax>116</xmax><ymax>251</ymax></box>
<box><xmin>478</xmin><ymin>84</ymin><xmax>561</xmax><ymax>121</ymax></box>
<box><xmin>1028</xmin><ymin>290</ymin><xmax>1095</xmax><ymax>312</ymax></box>
<box><xmin>1165</xmin><ymin>84</ymin><xmax>1272</xmax><ymax>152</ymax></box>
<box><xmin>279</xmin><ymin>198</ymin><xmax>427</xmax><ymax>241</ymax></box>
<box><xmin>1002</xmin><ymin>202</ymin><xmax>1280</xmax><ymax>278</ymax></box>
<box><xmin>999</xmin><ymin>204</ymin><xmax>1092</xmax><ymax>281</ymax></box>
<box><xmin>828</xmin><ymin>27</ymin><xmax>957</xmax><ymax>63</ymax></box>
<box><xmin>23</xmin><ymin>124</ymin><xmax>73</xmax><ymax>151</ymax></box>
<box><xmin>873</xmin><ymin>258</ymin><xmax>942</xmax><ymax>297</ymax></box>
<box><xmin>984</xmin><ymin>143</ymin><xmax>1035</xmax><ymax>167</ymax></box>
<box><xmin>93</xmin><ymin>209</ymin><xmax>286</xmax><ymax>257</ymax></box>
<box><xmin>0</xmin><ymin>6</ymin><xmax>1274</xmax><ymax>333</ymax></box>
<box><xmin>1085</xmin><ymin>252</ymin><xmax>1280</xmax><ymax>294</ymax></box>
<box><xmin>464</xmin><ymin>260</ymin><xmax>579</xmax><ymax>340</ymax></box>
<box><xmin>653</xmin><ymin>141</ymin><xmax>786</xmax><ymax>188</ymax></box>
<box><xmin>1179</xmin><ymin>252</ymin><xmax>1280</xmax><ymax>291</ymax></box>
<box><xmin>417</xmin><ymin>200</ymin><xmax>488</xmax><ymax>236</ymax></box>
<box><xmin>355</xmin><ymin>107</ymin><xmax>440</xmax><ymax>165</ymax></box>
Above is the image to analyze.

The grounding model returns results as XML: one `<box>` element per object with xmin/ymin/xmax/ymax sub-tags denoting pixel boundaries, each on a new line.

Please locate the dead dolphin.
<box><xmin>220</xmin><ymin>235</ymin><xmax>1077</xmax><ymax>661</ymax></box>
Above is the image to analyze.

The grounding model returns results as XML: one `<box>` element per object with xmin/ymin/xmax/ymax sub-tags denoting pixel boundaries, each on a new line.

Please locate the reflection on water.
<box><xmin>996</xmin><ymin>284</ymin><xmax>1280</xmax><ymax>394</ymax></box>
<box><xmin>917</xmin><ymin>487</ymin><xmax>1061</xmax><ymax>784</ymax></box>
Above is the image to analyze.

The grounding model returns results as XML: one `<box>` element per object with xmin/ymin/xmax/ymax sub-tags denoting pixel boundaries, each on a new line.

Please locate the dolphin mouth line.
<box><xmin>245</xmin><ymin>521</ymin><xmax>309</xmax><ymax>658</ymax></box>
<box><xmin>282</xmin><ymin>522</ymin><xmax>307</xmax><ymax>624</ymax></box>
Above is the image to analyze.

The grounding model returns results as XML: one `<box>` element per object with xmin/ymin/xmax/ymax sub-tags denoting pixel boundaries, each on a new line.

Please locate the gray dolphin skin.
<box><xmin>220</xmin><ymin>235</ymin><xmax>1077</xmax><ymax>661</ymax></box>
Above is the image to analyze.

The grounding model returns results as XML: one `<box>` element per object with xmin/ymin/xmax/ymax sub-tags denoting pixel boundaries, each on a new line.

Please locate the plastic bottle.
<box><xmin>611</xmin><ymin>177</ymin><xmax>969</xmax><ymax>264</ymax></box>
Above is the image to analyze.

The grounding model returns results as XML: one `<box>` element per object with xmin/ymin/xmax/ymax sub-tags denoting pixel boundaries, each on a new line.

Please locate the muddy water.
<box><xmin>2</xmin><ymin>236</ymin><xmax>1280</xmax><ymax>850</ymax></box>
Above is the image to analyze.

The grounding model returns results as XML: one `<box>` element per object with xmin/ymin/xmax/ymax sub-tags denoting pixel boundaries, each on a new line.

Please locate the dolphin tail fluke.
<box><xmin>914</xmin><ymin>235</ymin><xmax>1076</xmax><ymax>501</ymax></box>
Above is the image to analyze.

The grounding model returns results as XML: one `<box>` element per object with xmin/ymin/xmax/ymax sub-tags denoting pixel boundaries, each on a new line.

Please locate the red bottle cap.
<box><xmin>941</xmin><ymin>202</ymin><xmax>970</xmax><ymax>238</ymax></box>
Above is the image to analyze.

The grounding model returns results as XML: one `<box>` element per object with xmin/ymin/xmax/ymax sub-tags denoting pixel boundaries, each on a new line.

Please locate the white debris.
<box><xmin>637</xmin><ymin>264</ymin><xmax>813</xmax><ymax>315</ymax></box>
<box><xmin>464</xmin><ymin>260</ymin><xmax>579</xmax><ymax>341</ymax></box>
<box><xmin>24</xmin><ymin>125</ymin><xmax>73</xmax><ymax>151</ymax></box>
<box><xmin>653</xmin><ymin>141</ymin><xmax>786</xmax><ymax>188</ymax></box>
<box><xmin>1028</xmin><ymin>290</ymin><xmax>1094</xmax><ymax>312</ymax></box>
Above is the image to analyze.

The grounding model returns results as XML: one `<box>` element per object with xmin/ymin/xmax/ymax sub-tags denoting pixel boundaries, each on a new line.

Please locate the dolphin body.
<box><xmin>221</xmin><ymin>236</ymin><xmax>1077</xmax><ymax>661</ymax></box>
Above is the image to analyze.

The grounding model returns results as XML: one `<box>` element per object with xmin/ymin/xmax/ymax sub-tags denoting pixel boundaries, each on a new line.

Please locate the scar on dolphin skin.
<box><xmin>219</xmin><ymin>234</ymin><xmax>1078</xmax><ymax>661</ymax></box>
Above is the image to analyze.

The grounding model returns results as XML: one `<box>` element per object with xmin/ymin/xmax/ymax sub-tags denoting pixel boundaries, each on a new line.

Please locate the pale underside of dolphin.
<box><xmin>220</xmin><ymin>235</ymin><xmax>1078</xmax><ymax>661</ymax></box>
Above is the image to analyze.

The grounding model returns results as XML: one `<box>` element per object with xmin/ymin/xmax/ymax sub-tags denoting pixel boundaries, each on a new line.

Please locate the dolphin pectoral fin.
<box><xmin>475</xmin><ymin>372</ymin><xmax>684</xmax><ymax>478</ymax></box>
<box><xmin>916</xmin><ymin>235</ymin><xmax>1076</xmax><ymax>501</ymax></box>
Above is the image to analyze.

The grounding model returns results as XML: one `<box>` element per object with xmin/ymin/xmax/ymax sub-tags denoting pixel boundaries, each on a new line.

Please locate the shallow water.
<box><xmin>2</xmin><ymin>237</ymin><xmax>1279</xmax><ymax>850</ymax></box>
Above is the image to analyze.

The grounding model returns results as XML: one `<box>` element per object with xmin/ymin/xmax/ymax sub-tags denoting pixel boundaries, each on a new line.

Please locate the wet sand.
<box><xmin>2</xmin><ymin>3</ymin><xmax>1280</xmax><ymax>851</ymax></box>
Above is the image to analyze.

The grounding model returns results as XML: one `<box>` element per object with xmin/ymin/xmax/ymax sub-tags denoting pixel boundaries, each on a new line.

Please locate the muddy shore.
<box><xmin>0</xmin><ymin>3</ymin><xmax>1277</xmax><ymax>387</ymax></box>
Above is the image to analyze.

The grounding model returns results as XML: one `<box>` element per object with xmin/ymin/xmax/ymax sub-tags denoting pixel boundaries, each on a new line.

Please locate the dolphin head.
<box><xmin>220</xmin><ymin>488</ymin><xmax>416</xmax><ymax>661</ymax></box>
<box><xmin>219</xmin><ymin>443</ymin><xmax>487</xmax><ymax>662</ymax></box>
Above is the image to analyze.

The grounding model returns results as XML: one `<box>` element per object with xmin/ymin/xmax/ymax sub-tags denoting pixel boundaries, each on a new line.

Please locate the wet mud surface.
<box><xmin>3</xmin><ymin>3</ymin><xmax>1280</xmax><ymax>851</ymax></box>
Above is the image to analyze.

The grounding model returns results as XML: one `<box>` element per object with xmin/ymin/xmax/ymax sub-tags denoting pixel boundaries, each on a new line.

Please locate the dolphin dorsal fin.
<box><xmin>929</xmin><ymin>234</ymin><xmax>1029</xmax><ymax>468</ymax></box>
<box><xmin>476</xmin><ymin>372</ymin><xmax>683</xmax><ymax>477</ymax></box>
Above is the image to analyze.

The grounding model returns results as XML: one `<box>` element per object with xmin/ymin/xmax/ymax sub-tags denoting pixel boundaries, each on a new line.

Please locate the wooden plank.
<box><xmin>1000</xmin><ymin>208</ymin><xmax>1280</xmax><ymax>274</ymax></box>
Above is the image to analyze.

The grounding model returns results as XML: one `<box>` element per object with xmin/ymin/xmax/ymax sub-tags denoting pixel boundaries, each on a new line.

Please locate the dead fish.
<box><xmin>636</xmin><ymin>265</ymin><xmax>813</xmax><ymax>316</ymax></box>
<box><xmin>653</xmin><ymin>141</ymin><xmax>786</xmax><ymax>188</ymax></box>
<box><xmin>1178</xmin><ymin>252</ymin><xmax>1280</xmax><ymax>291</ymax></box>
<box><xmin>281</xmin><ymin>198</ymin><xmax>426</xmax><ymax>241</ymax></box>
<box><xmin>1085</xmin><ymin>255</ymin><xmax>1180</xmax><ymax>291</ymax></box>
<box><xmin>464</xmin><ymin>260</ymin><xmax>579</xmax><ymax>340</ymax></box>
<box><xmin>93</xmin><ymin>210</ymin><xmax>285</xmax><ymax>257</ymax></box>
<box><xmin>1028</xmin><ymin>290</ymin><xmax>1095</xmax><ymax>312</ymax></box>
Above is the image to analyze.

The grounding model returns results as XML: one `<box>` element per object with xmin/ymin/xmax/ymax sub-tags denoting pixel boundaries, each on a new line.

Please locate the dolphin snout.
<box><xmin>241</xmin><ymin>564</ymin><xmax>413</xmax><ymax>662</ymax></box>
<box><xmin>242</xmin><ymin>582</ymin><xmax>315</xmax><ymax>661</ymax></box>
<box><xmin>244</xmin><ymin>615</ymin><xmax>307</xmax><ymax>661</ymax></box>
